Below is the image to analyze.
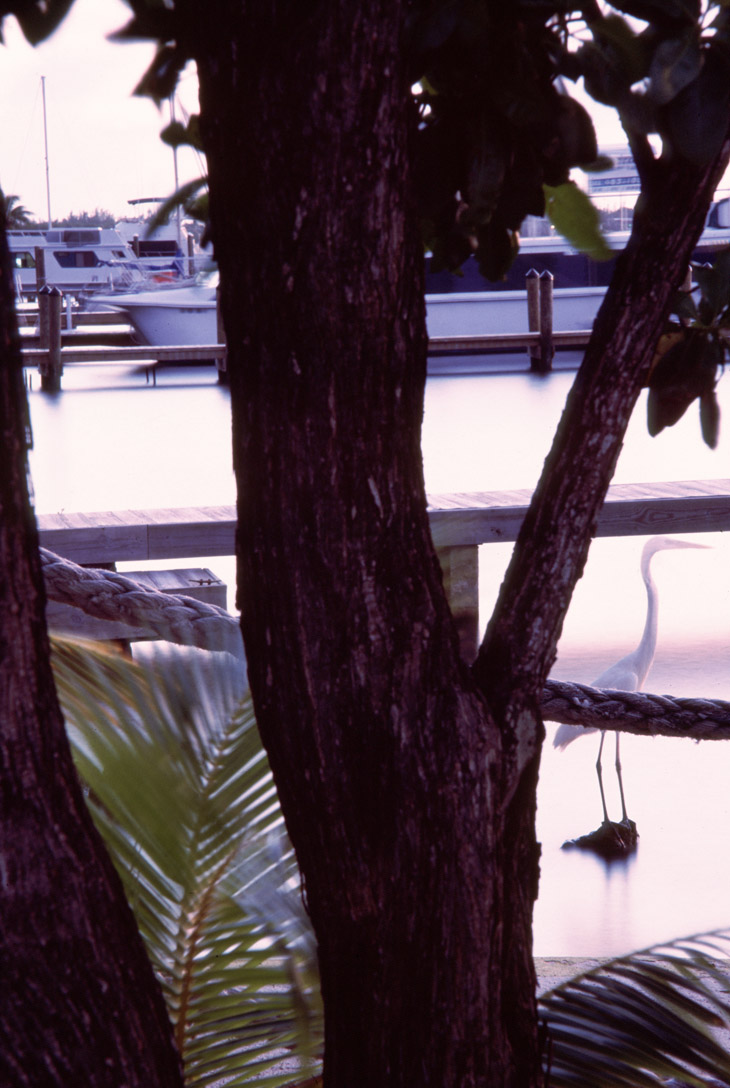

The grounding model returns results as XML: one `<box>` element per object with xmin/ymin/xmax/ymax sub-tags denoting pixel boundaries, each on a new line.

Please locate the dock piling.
<box><xmin>537</xmin><ymin>270</ymin><xmax>554</xmax><ymax>374</ymax></box>
<box><xmin>38</xmin><ymin>285</ymin><xmax>63</xmax><ymax>393</ymax></box>
<box><xmin>526</xmin><ymin>269</ymin><xmax>555</xmax><ymax>373</ymax></box>
<box><xmin>526</xmin><ymin>269</ymin><xmax>540</xmax><ymax>368</ymax></box>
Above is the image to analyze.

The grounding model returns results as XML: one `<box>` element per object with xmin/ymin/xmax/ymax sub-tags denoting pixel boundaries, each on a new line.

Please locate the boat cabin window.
<box><xmin>53</xmin><ymin>250</ymin><xmax>100</xmax><ymax>268</ymax></box>
<box><xmin>13</xmin><ymin>251</ymin><xmax>35</xmax><ymax>270</ymax></box>
<box><xmin>46</xmin><ymin>228</ymin><xmax>102</xmax><ymax>246</ymax></box>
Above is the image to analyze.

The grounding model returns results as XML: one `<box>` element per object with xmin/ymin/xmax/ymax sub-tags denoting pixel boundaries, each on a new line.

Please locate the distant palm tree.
<box><xmin>3</xmin><ymin>194</ymin><xmax>33</xmax><ymax>228</ymax></box>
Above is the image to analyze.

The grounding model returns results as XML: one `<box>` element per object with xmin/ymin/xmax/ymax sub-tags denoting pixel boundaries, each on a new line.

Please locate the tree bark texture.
<box><xmin>0</xmin><ymin>203</ymin><xmax>183</xmax><ymax>1084</ymax></box>
<box><xmin>192</xmin><ymin>4</ymin><xmax>541</xmax><ymax>1085</ymax></box>
<box><xmin>189</xmin><ymin>4</ymin><xmax>730</xmax><ymax>1086</ymax></box>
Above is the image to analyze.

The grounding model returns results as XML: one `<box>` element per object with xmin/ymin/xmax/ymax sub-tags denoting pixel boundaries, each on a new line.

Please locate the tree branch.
<box><xmin>475</xmin><ymin>137</ymin><xmax>730</xmax><ymax>723</ymax></box>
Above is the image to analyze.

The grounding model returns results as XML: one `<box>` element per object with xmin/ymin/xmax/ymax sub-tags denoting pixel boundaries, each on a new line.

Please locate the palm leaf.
<box><xmin>54</xmin><ymin>636</ymin><xmax>730</xmax><ymax>1087</ymax></box>
<box><xmin>52</xmin><ymin>638</ymin><xmax>323</xmax><ymax>1087</ymax></box>
<box><xmin>540</xmin><ymin>929</ymin><xmax>730</xmax><ymax>1086</ymax></box>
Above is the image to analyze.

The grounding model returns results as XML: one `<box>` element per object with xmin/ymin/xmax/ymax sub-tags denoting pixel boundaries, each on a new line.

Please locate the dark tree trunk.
<box><xmin>192</xmin><ymin>4</ymin><xmax>541</xmax><ymax>1085</ymax></box>
<box><xmin>0</xmin><ymin>201</ymin><xmax>183</xmax><ymax>1084</ymax></box>
<box><xmin>188</xmin><ymin>3</ymin><xmax>730</xmax><ymax>1086</ymax></box>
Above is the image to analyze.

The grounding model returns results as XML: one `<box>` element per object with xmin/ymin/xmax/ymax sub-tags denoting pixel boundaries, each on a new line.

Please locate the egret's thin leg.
<box><xmin>615</xmin><ymin>732</ymin><xmax>629</xmax><ymax>822</ymax></box>
<box><xmin>596</xmin><ymin>731</ymin><xmax>610</xmax><ymax>824</ymax></box>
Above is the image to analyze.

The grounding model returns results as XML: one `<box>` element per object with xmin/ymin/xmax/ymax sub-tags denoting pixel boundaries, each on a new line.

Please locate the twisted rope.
<box><xmin>41</xmin><ymin>550</ymin><xmax>730</xmax><ymax>738</ymax></box>
<box><xmin>542</xmin><ymin>678</ymin><xmax>730</xmax><ymax>741</ymax></box>
<box><xmin>41</xmin><ymin>548</ymin><xmax>243</xmax><ymax>658</ymax></box>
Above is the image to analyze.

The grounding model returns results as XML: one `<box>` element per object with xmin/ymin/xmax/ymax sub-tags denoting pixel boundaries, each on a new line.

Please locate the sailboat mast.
<box><xmin>170</xmin><ymin>96</ymin><xmax>182</xmax><ymax>249</ymax></box>
<box><xmin>41</xmin><ymin>75</ymin><xmax>52</xmax><ymax>229</ymax></box>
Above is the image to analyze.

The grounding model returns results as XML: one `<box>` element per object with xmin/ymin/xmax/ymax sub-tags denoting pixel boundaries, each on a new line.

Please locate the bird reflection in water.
<box><xmin>554</xmin><ymin>536</ymin><xmax>708</xmax><ymax>859</ymax></box>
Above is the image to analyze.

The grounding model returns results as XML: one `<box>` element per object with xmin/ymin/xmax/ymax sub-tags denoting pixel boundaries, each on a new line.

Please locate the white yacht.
<box><xmin>10</xmin><ymin>227</ymin><xmax>146</xmax><ymax>296</ymax></box>
<box><xmin>91</xmin><ymin>271</ymin><xmax>218</xmax><ymax>346</ymax></box>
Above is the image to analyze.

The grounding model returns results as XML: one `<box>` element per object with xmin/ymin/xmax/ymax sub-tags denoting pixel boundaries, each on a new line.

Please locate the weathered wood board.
<box><xmin>38</xmin><ymin>479</ymin><xmax>730</xmax><ymax>564</ymax></box>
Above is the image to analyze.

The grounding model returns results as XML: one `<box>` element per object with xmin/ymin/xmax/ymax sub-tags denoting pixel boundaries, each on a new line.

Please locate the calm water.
<box><xmin>26</xmin><ymin>356</ymin><xmax>730</xmax><ymax>958</ymax></box>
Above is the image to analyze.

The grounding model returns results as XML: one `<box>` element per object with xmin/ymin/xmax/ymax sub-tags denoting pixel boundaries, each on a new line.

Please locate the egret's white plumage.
<box><xmin>553</xmin><ymin>536</ymin><xmax>707</xmax><ymax>824</ymax></box>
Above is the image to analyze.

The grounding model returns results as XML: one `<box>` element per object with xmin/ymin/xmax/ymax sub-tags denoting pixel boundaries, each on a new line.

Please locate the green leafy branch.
<box><xmin>647</xmin><ymin>248</ymin><xmax>730</xmax><ymax>449</ymax></box>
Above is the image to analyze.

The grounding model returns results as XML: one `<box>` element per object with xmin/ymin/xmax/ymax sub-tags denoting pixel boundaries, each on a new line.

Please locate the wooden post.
<box><xmin>216</xmin><ymin>283</ymin><xmax>228</xmax><ymax>384</ymax></box>
<box><xmin>526</xmin><ymin>269</ymin><xmax>540</xmax><ymax>368</ymax></box>
<box><xmin>534</xmin><ymin>270</ymin><xmax>554</xmax><ymax>374</ymax></box>
<box><xmin>187</xmin><ymin>234</ymin><xmax>195</xmax><ymax>277</ymax></box>
<box><xmin>132</xmin><ymin>234</ymin><xmax>141</xmax><ymax>258</ymax></box>
<box><xmin>436</xmin><ymin>544</ymin><xmax>479</xmax><ymax>663</ymax></box>
<box><xmin>39</xmin><ymin>285</ymin><xmax>63</xmax><ymax>393</ymax></box>
<box><xmin>34</xmin><ymin>246</ymin><xmax>46</xmax><ymax>294</ymax></box>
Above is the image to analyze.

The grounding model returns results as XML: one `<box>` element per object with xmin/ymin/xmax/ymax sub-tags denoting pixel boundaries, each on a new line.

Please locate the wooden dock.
<box><xmin>37</xmin><ymin>479</ymin><xmax>730</xmax><ymax>660</ymax></box>
<box><xmin>37</xmin><ymin>480</ymin><xmax>730</xmax><ymax>563</ymax></box>
<box><xmin>18</xmin><ymin>271</ymin><xmax>591</xmax><ymax>391</ymax></box>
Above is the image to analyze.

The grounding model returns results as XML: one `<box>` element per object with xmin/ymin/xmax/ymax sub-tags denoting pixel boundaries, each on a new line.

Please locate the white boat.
<box><xmin>426</xmin><ymin>286</ymin><xmax>607</xmax><ymax>338</ymax></box>
<box><xmin>91</xmin><ymin>276</ymin><xmax>217</xmax><ymax>346</ymax></box>
<box><xmin>425</xmin><ymin>218</ymin><xmax>730</xmax><ymax>340</ymax></box>
<box><xmin>9</xmin><ymin>227</ymin><xmax>149</xmax><ymax>296</ymax></box>
<box><xmin>87</xmin><ymin>218</ymin><xmax>730</xmax><ymax>351</ymax></box>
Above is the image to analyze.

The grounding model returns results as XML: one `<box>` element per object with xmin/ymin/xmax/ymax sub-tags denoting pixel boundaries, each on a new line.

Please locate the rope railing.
<box><xmin>542</xmin><ymin>679</ymin><xmax>730</xmax><ymax>740</ymax></box>
<box><xmin>41</xmin><ymin>548</ymin><xmax>730</xmax><ymax>739</ymax></box>
<box><xmin>40</xmin><ymin>548</ymin><xmax>243</xmax><ymax>659</ymax></box>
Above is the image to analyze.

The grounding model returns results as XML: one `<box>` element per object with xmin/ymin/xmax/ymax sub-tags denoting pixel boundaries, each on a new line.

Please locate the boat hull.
<box><xmin>98</xmin><ymin>284</ymin><xmax>605</xmax><ymax>350</ymax></box>
<box><xmin>425</xmin><ymin>286</ymin><xmax>606</xmax><ymax>338</ymax></box>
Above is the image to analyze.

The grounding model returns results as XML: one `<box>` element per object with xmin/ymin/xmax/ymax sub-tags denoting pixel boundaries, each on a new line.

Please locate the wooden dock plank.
<box><xmin>427</xmin><ymin>479</ymin><xmax>730</xmax><ymax>546</ymax></box>
<box><xmin>146</xmin><ymin>505</ymin><xmax>237</xmax><ymax>559</ymax></box>
<box><xmin>37</xmin><ymin>509</ymin><xmax>151</xmax><ymax>564</ymax></box>
<box><xmin>427</xmin><ymin>329</ymin><xmax>591</xmax><ymax>353</ymax></box>
<box><xmin>22</xmin><ymin>344</ymin><xmax>227</xmax><ymax>366</ymax></box>
<box><xmin>37</xmin><ymin>480</ymin><xmax>730</xmax><ymax>564</ymax></box>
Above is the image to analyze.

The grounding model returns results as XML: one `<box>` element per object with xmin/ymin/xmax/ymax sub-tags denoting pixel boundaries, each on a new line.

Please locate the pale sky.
<box><xmin>0</xmin><ymin>0</ymin><xmax>202</xmax><ymax>222</ymax></box>
<box><xmin>0</xmin><ymin>1</ymin><xmax>627</xmax><ymax>225</ymax></box>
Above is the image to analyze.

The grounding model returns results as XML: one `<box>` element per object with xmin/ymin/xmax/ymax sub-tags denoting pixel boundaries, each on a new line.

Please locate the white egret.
<box><xmin>554</xmin><ymin>536</ymin><xmax>708</xmax><ymax>833</ymax></box>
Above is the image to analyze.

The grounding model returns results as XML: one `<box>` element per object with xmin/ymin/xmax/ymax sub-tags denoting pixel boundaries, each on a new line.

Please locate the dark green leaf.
<box><xmin>159</xmin><ymin>120</ymin><xmax>188</xmax><ymax>149</ymax></box>
<box><xmin>108</xmin><ymin>10</ymin><xmax>177</xmax><ymax>44</ymax></box>
<box><xmin>185</xmin><ymin>194</ymin><xmax>209</xmax><ymax>224</ymax></box>
<box><xmin>160</xmin><ymin>115</ymin><xmax>204</xmax><ymax>153</ymax></box>
<box><xmin>553</xmin><ymin>95</ymin><xmax>598</xmax><ymax>170</ymax></box>
<box><xmin>610</xmin><ymin>0</ymin><xmax>700</xmax><ymax>25</ymax></box>
<box><xmin>647</xmin><ymin>331</ymin><xmax>720</xmax><ymax>435</ymax></box>
<box><xmin>660</xmin><ymin>48</ymin><xmax>730</xmax><ymax>165</ymax></box>
<box><xmin>700</xmin><ymin>390</ymin><xmax>721</xmax><ymax>448</ymax></box>
<box><xmin>475</xmin><ymin>220</ymin><xmax>519</xmax><ymax>282</ymax></box>
<box><xmin>146</xmin><ymin>177</ymin><xmax>208</xmax><ymax>237</ymax></box>
<box><xmin>648</xmin><ymin>33</ymin><xmax>702</xmax><ymax>105</ymax></box>
<box><xmin>133</xmin><ymin>44</ymin><xmax>187</xmax><ymax>104</ymax></box>
<box><xmin>695</xmin><ymin>247</ymin><xmax>730</xmax><ymax>323</ymax></box>
<box><xmin>581</xmin><ymin>154</ymin><xmax>617</xmax><ymax>173</ymax></box>
<box><xmin>575</xmin><ymin>40</ymin><xmax>628</xmax><ymax>108</ymax></box>
<box><xmin>12</xmin><ymin>0</ymin><xmax>75</xmax><ymax>45</ymax></box>
<box><xmin>672</xmin><ymin>290</ymin><xmax>698</xmax><ymax>324</ymax></box>
<box><xmin>590</xmin><ymin>13</ymin><xmax>650</xmax><ymax>85</ymax></box>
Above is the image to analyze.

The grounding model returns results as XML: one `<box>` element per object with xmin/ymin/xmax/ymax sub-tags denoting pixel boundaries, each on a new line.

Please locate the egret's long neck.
<box><xmin>636</xmin><ymin>556</ymin><xmax>659</xmax><ymax>689</ymax></box>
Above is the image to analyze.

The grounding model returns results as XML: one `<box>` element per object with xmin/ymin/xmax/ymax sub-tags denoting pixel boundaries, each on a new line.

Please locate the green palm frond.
<box><xmin>52</xmin><ymin>636</ymin><xmax>730</xmax><ymax>1087</ymax></box>
<box><xmin>540</xmin><ymin>930</ymin><xmax>730</xmax><ymax>1086</ymax></box>
<box><xmin>51</xmin><ymin>638</ymin><xmax>323</xmax><ymax>1087</ymax></box>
